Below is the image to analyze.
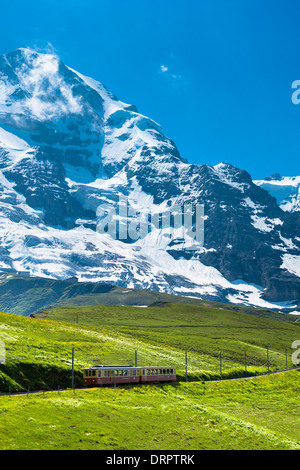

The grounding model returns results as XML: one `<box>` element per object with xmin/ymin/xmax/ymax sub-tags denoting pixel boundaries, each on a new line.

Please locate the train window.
<box><xmin>151</xmin><ymin>369</ymin><xmax>154</xmax><ymax>375</ymax></box>
<box><xmin>92</xmin><ymin>370</ymin><xmax>96</xmax><ymax>377</ymax></box>
<box><xmin>124</xmin><ymin>370</ymin><xmax>128</xmax><ymax>376</ymax></box>
<box><xmin>132</xmin><ymin>370</ymin><xmax>136</xmax><ymax>376</ymax></box>
<box><xmin>98</xmin><ymin>371</ymin><xmax>101</xmax><ymax>377</ymax></box>
<box><xmin>119</xmin><ymin>370</ymin><xmax>124</xmax><ymax>377</ymax></box>
<box><xmin>114</xmin><ymin>370</ymin><xmax>119</xmax><ymax>376</ymax></box>
<box><xmin>147</xmin><ymin>369</ymin><xmax>150</xmax><ymax>375</ymax></box>
<box><xmin>163</xmin><ymin>369</ymin><xmax>166</xmax><ymax>374</ymax></box>
<box><xmin>143</xmin><ymin>369</ymin><xmax>146</xmax><ymax>375</ymax></box>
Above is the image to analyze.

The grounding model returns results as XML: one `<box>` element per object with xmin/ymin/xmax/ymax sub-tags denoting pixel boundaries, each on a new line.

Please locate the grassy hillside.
<box><xmin>36</xmin><ymin>302</ymin><xmax>300</xmax><ymax>372</ymax></box>
<box><xmin>0</xmin><ymin>301</ymin><xmax>299</xmax><ymax>392</ymax></box>
<box><xmin>0</xmin><ymin>371</ymin><xmax>299</xmax><ymax>450</ymax></box>
<box><xmin>0</xmin><ymin>276</ymin><xmax>121</xmax><ymax>316</ymax></box>
<box><xmin>0</xmin><ymin>274</ymin><xmax>299</xmax><ymax>321</ymax></box>
<box><xmin>1</xmin><ymin>302</ymin><xmax>300</xmax><ymax>450</ymax></box>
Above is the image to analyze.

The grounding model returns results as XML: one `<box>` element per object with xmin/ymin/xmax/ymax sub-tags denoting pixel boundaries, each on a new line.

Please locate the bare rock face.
<box><xmin>0</xmin><ymin>48</ymin><xmax>299</xmax><ymax>311</ymax></box>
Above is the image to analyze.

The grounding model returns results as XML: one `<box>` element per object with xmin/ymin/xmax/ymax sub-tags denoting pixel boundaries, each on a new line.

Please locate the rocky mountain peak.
<box><xmin>0</xmin><ymin>49</ymin><xmax>299</xmax><ymax>312</ymax></box>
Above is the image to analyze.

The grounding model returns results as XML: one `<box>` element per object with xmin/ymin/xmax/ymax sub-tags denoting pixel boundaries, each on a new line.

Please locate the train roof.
<box><xmin>87</xmin><ymin>365</ymin><xmax>134</xmax><ymax>369</ymax></box>
<box><xmin>84</xmin><ymin>365</ymin><xmax>175</xmax><ymax>369</ymax></box>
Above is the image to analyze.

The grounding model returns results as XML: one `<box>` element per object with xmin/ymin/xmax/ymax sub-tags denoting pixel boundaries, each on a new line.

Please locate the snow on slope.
<box><xmin>0</xmin><ymin>211</ymin><xmax>296</xmax><ymax>311</ymax></box>
<box><xmin>0</xmin><ymin>126</ymin><xmax>36</xmax><ymax>168</ymax></box>
<box><xmin>0</xmin><ymin>126</ymin><xmax>29</xmax><ymax>150</ymax></box>
<box><xmin>70</xmin><ymin>67</ymin><xmax>165</xmax><ymax>174</ymax></box>
<box><xmin>0</xmin><ymin>48</ymin><xmax>299</xmax><ymax>312</ymax></box>
<box><xmin>254</xmin><ymin>177</ymin><xmax>300</xmax><ymax>212</ymax></box>
<box><xmin>281</xmin><ymin>254</ymin><xmax>300</xmax><ymax>278</ymax></box>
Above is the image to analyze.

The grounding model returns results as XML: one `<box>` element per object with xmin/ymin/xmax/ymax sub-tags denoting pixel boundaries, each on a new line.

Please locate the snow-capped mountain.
<box><xmin>0</xmin><ymin>48</ymin><xmax>299</xmax><ymax>312</ymax></box>
<box><xmin>254</xmin><ymin>176</ymin><xmax>300</xmax><ymax>213</ymax></box>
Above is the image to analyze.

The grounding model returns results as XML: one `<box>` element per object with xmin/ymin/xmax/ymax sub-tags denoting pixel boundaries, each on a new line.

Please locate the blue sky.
<box><xmin>0</xmin><ymin>0</ymin><xmax>300</xmax><ymax>179</ymax></box>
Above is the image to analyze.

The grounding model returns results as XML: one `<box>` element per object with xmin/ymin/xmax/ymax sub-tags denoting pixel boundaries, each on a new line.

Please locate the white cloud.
<box><xmin>158</xmin><ymin>64</ymin><xmax>186</xmax><ymax>91</ymax></box>
<box><xmin>160</xmin><ymin>65</ymin><xmax>169</xmax><ymax>73</ymax></box>
<box><xmin>15</xmin><ymin>50</ymin><xmax>83</xmax><ymax>120</ymax></box>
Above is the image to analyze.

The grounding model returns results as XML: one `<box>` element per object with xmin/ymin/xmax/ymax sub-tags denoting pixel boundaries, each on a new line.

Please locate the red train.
<box><xmin>83</xmin><ymin>365</ymin><xmax>176</xmax><ymax>387</ymax></box>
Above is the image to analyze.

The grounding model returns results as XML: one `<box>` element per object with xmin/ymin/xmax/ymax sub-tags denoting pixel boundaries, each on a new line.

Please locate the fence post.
<box><xmin>185</xmin><ymin>352</ymin><xmax>188</xmax><ymax>382</ymax></box>
<box><xmin>71</xmin><ymin>348</ymin><xmax>75</xmax><ymax>390</ymax></box>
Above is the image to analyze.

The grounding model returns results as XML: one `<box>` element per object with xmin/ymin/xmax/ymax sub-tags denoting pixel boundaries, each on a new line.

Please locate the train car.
<box><xmin>83</xmin><ymin>365</ymin><xmax>176</xmax><ymax>387</ymax></box>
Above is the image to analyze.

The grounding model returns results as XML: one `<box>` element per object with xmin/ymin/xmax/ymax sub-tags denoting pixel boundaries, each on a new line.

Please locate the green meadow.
<box><xmin>0</xmin><ymin>301</ymin><xmax>300</xmax><ymax>449</ymax></box>
<box><xmin>0</xmin><ymin>371</ymin><xmax>299</xmax><ymax>450</ymax></box>
<box><xmin>37</xmin><ymin>302</ymin><xmax>300</xmax><ymax>373</ymax></box>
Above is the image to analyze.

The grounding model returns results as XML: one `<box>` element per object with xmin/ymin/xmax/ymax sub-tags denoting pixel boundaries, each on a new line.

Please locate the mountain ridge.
<box><xmin>0</xmin><ymin>48</ymin><xmax>299</xmax><ymax>312</ymax></box>
<box><xmin>254</xmin><ymin>175</ymin><xmax>300</xmax><ymax>213</ymax></box>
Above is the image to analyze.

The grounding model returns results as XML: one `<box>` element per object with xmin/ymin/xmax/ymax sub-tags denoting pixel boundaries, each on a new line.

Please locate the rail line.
<box><xmin>0</xmin><ymin>367</ymin><xmax>299</xmax><ymax>398</ymax></box>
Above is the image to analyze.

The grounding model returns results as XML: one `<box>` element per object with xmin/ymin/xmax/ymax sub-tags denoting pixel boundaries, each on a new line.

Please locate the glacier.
<box><xmin>0</xmin><ymin>48</ymin><xmax>299</xmax><ymax>312</ymax></box>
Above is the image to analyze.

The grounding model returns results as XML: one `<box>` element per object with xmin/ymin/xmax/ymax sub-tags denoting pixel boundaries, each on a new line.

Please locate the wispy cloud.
<box><xmin>160</xmin><ymin>65</ymin><xmax>169</xmax><ymax>73</ymax></box>
<box><xmin>15</xmin><ymin>49</ymin><xmax>83</xmax><ymax>120</ymax></box>
<box><xmin>25</xmin><ymin>41</ymin><xmax>58</xmax><ymax>57</ymax></box>
<box><xmin>158</xmin><ymin>64</ymin><xmax>187</xmax><ymax>91</ymax></box>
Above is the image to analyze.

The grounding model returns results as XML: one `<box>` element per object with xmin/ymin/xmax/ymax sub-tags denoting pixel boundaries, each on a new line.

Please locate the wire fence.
<box><xmin>2</xmin><ymin>345</ymin><xmax>299</xmax><ymax>387</ymax></box>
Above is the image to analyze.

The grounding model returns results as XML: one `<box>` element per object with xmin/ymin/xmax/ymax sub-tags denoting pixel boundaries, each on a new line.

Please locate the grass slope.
<box><xmin>37</xmin><ymin>302</ymin><xmax>300</xmax><ymax>372</ymax></box>
<box><xmin>0</xmin><ymin>275</ymin><xmax>299</xmax><ymax>321</ymax></box>
<box><xmin>0</xmin><ymin>371</ymin><xmax>299</xmax><ymax>450</ymax></box>
<box><xmin>1</xmin><ymin>303</ymin><xmax>300</xmax><ymax>450</ymax></box>
<box><xmin>0</xmin><ymin>301</ymin><xmax>299</xmax><ymax>391</ymax></box>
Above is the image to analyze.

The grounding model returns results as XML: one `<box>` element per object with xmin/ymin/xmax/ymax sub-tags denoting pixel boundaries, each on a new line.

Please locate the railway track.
<box><xmin>0</xmin><ymin>367</ymin><xmax>299</xmax><ymax>398</ymax></box>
